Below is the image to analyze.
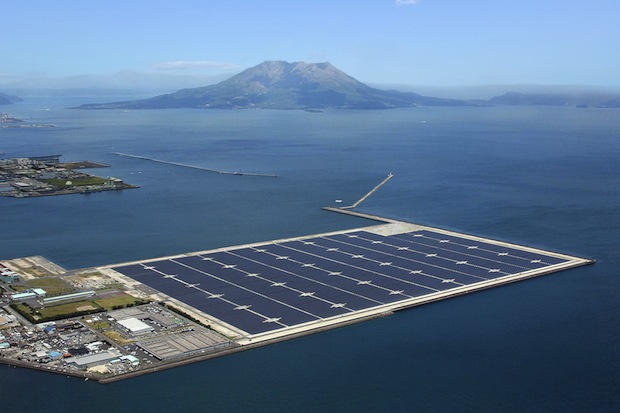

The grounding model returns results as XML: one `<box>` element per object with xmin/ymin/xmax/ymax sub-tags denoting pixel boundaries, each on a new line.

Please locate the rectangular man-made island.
<box><xmin>0</xmin><ymin>212</ymin><xmax>593</xmax><ymax>383</ymax></box>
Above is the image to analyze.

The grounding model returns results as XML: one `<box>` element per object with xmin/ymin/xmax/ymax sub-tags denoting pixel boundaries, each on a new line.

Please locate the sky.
<box><xmin>2</xmin><ymin>0</ymin><xmax>619</xmax><ymax>90</ymax></box>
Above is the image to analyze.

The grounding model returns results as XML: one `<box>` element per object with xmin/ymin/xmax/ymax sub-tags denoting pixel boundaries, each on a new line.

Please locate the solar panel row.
<box><xmin>112</xmin><ymin>229</ymin><xmax>571</xmax><ymax>336</ymax></box>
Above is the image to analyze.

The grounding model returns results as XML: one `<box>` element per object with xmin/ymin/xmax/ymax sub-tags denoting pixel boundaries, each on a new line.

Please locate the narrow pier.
<box><xmin>321</xmin><ymin>206</ymin><xmax>397</xmax><ymax>223</ymax></box>
<box><xmin>113</xmin><ymin>152</ymin><xmax>278</xmax><ymax>178</ymax></box>
<box><xmin>341</xmin><ymin>173</ymin><xmax>393</xmax><ymax>209</ymax></box>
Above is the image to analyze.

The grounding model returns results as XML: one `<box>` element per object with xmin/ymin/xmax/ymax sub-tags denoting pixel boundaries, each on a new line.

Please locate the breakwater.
<box><xmin>113</xmin><ymin>152</ymin><xmax>278</xmax><ymax>177</ymax></box>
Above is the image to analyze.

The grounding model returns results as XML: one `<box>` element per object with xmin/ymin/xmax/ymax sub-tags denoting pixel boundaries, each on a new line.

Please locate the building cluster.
<box><xmin>0</xmin><ymin>113</ymin><xmax>23</xmax><ymax>123</ymax></box>
<box><xmin>0</xmin><ymin>264</ymin><xmax>20</xmax><ymax>284</ymax></box>
<box><xmin>0</xmin><ymin>312</ymin><xmax>140</xmax><ymax>374</ymax></box>
<box><xmin>0</xmin><ymin>155</ymin><xmax>133</xmax><ymax>197</ymax></box>
<box><xmin>0</xmin><ymin>255</ymin><xmax>232</xmax><ymax>381</ymax></box>
<box><xmin>0</xmin><ymin>308</ymin><xmax>143</xmax><ymax>374</ymax></box>
<box><xmin>0</xmin><ymin>297</ymin><xmax>230</xmax><ymax>379</ymax></box>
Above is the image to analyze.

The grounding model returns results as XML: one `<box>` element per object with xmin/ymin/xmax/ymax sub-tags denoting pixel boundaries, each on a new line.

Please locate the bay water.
<box><xmin>0</xmin><ymin>98</ymin><xmax>618</xmax><ymax>412</ymax></box>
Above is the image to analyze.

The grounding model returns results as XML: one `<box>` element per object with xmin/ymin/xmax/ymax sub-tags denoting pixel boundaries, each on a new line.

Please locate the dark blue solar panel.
<box><xmin>111</xmin><ymin>227</ymin><xmax>574</xmax><ymax>335</ymax></box>
<box><xmin>400</xmin><ymin>231</ymin><xmax>568</xmax><ymax>265</ymax></box>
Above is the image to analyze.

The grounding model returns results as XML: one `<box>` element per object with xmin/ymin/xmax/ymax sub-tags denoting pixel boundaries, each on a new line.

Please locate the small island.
<box><xmin>0</xmin><ymin>155</ymin><xmax>138</xmax><ymax>197</ymax></box>
<box><xmin>1</xmin><ymin>113</ymin><xmax>24</xmax><ymax>124</ymax></box>
<box><xmin>1</xmin><ymin>113</ymin><xmax>56</xmax><ymax>129</ymax></box>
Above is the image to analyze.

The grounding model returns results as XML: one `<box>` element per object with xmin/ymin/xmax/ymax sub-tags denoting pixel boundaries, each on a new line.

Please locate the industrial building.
<box><xmin>0</xmin><ymin>264</ymin><xmax>20</xmax><ymax>282</ymax></box>
<box><xmin>40</xmin><ymin>290</ymin><xmax>95</xmax><ymax>305</ymax></box>
<box><xmin>0</xmin><ymin>269</ymin><xmax>19</xmax><ymax>283</ymax></box>
<box><xmin>10</xmin><ymin>292</ymin><xmax>38</xmax><ymax>302</ymax></box>
<box><xmin>10</xmin><ymin>288</ymin><xmax>47</xmax><ymax>302</ymax></box>
<box><xmin>117</xmin><ymin>317</ymin><xmax>154</xmax><ymax>335</ymax></box>
<box><xmin>67</xmin><ymin>348</ymin><xmax>122</xmax><ymax>369</ymax></box>
<box><xmin>119</xmin><ymin>355</ymin><xmax>140</xmax><ymax>366</ymax></box>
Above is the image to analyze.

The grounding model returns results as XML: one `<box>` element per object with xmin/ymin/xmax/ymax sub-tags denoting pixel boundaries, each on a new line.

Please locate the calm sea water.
<box><xmin>1</xmin><ymin>98</ymin><xmax>618</xmax><ymax>412</ymax></box>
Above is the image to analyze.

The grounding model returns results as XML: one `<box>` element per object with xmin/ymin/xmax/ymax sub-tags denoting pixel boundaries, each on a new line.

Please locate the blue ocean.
<box><xmin>1</xmin><ymin>98</ymin><xmax>618</xmax><ymax>412</ymax></box>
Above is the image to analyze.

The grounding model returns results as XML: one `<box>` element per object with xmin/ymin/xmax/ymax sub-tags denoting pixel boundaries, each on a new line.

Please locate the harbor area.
<box><xmin>0</xmin><ymin>155</ymin><xmax>137</xmax><ymax>197</ymax></box>
<box><xmin>0</xmin><ymin>213</ymin><xmax>593</xmax><ymax>383</ymax></box>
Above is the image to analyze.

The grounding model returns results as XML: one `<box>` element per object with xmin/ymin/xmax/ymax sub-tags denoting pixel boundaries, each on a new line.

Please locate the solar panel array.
<box><xmin>112</xmin><ymin>229</ymin><xmax>570</xmax><ymax>335</ymax></box>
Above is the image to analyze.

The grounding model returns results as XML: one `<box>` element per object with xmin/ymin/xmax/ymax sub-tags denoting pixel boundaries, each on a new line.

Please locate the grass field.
<box><xmin>21</xmin><ymin>277</ymin><xmax>75</xmax><ymax>296</ymax></box>
<box><xmin>41</xmin><ymin>176</ymin><xmax>107</xmax><ymax>188</ymax></box>
<box><xmin>36</xmin><ymin>300</ymin><xmax>103</xmax><ymax>319</ymax></box>
<box><xmin>94</xmin><ymin>292</ymin><xmax>147</xmax><ymax>310</ymax></box>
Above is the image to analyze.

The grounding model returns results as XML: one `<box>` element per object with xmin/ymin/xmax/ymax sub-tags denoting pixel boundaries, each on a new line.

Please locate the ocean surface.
<box><xmin>1</xmin><ymin>98</ymin><xmax>618</xmax><ymax>412</ymax></box>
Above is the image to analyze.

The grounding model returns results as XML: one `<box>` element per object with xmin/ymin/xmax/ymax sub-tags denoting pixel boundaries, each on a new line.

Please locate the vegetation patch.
<box><xmin>37</xmin><ymin>300</ymin><xmax>104</xmax><ymax>320</ymax></box>
<box><xmin>18</xmin><ymin>267</ymin><xmax>49</xmax><ymax>278</ymax></box>
<box><xmin>94</xmin><ymin>282</ymin><xmax>126</xmax><ymax>292</ymax></box>
<box><xmin>41</xmin><ymin>176</ymin><xmax>108</xmax><ymax>188</ymax></box>
<box><xmin>94</xmin><ymin>292</ymin><xmax>149</xmax><ymax>310</ymax></box>
<box><xmin>75</xmin><ymin>271</ymin><xmax>103</xmax><ymax>278</ymax></box>
<box><xmin>86</xmin><ymin>319</ymin><xmax>111</xmax><ymax>330</ymax></box>
<box><xmin>25</xmin><ymin>277</ymin><xmax>75</xmax><ymax>296</ymax></box>
<box><xmin>10</xmin><ymin>285</ymin><xmax>29</xmax><ymax>293</ymax></box>
<box><xmin>11</xmin><ymin>300</ymin><xmax>104</xmax><ymax>323</ymax></box>
<box><xmin>103</xmin><ymin>330</ymin><xmax>133</xmax><ymax>345</ymax></box>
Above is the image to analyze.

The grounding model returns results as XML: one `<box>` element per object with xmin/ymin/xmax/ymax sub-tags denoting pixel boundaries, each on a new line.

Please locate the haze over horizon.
<box><xmin>2</xmin><ymin>0</ymin><xmax>619</xmax><ymax>96</ymax></box>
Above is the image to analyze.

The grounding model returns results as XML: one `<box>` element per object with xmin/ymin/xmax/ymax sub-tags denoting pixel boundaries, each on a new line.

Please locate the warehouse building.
<box><xmin>40</xmin><ymin>290</ymin><xmax>95</xmax><ymax>305</ymax></box>
<box><xmin>67</xmin><ymin>349</ymin><xmax>122</xmax><ymax>369</ymax></box>
<box><xmin>117</xmin><ymin>317</ymin><xmax>154</xmax><ymax>335</ymax></box>
<box><xmin>0</xmin><ymin>269</ymin><xmax>19</xmax><ymax>283</ymax></box>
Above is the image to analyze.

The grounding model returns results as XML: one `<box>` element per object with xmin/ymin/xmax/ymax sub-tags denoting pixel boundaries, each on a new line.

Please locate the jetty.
<box><xmin>341</xmin><ymin>173</ymin><xmax>393</xmax><ymax>209</ymax></box>
<box><xmin>113</xmin><ymin>152</ymin><xmax>277</xmax><ymax>177</ymax></box>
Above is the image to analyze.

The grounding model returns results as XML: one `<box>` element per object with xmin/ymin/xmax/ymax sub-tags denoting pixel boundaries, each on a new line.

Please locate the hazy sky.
<box><xmin>3</xmin><ymin>0</ymin><xmax>619</xmax><ymax>88</ymax></box>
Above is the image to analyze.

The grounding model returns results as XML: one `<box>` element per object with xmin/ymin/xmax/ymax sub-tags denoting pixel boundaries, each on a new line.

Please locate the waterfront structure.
<box><xmin>107</xmin><ymin>212</ymin><xmax>592</xmax><ymax>345</ymax></box>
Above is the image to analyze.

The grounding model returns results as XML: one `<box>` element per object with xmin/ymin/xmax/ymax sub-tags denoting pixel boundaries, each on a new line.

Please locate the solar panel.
<box><xmin>111</xmin><ymin>226</ymin><xmax>580</xmax><ymax>336</ymax></box>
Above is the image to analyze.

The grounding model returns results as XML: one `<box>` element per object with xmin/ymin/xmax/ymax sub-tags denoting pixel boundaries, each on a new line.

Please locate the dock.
<box><xmin>341</xmin><ymin>173</ymin><xmax>393</xmax><ymax>209</ymax></box>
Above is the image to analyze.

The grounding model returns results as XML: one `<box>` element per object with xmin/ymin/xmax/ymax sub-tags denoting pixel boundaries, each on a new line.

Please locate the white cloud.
<box><xmin>395</xmin><ymin>0</ymin><xmax>421</xmax><ymax>5</ymax></box>
<box><xmin>155</xmin><ymin>61</ymin><xmax>239</xmax><ymax>71</ymax></box>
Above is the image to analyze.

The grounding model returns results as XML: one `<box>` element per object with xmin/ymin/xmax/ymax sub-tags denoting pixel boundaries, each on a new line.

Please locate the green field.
<box><xmin>12</xmin><ymin>300</ymin><xmax>105</xmax><ymax>322</ymax></box>
<box><xmin>94</xmin><ymin>292</ymin><xmax>148</xmax><ymax>310</ymax></box>
<box><xmin>23</xmin><ymin>277</ymin><xmax>75</xmax><ymax>296</ymax></box>
<box><xmin>37</xmin><ymin>300</ymin><xmax>103</xmax><ymax>319</ymax></box>
<box><xmin>41</xmin><ymin>176</ymin><xmax>107</xmax><ymax>188</ymax></box>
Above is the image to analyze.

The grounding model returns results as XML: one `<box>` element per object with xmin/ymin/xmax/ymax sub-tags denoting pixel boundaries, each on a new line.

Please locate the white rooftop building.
<box><xmin>117</xmin><ymin>317</ymin><xmax>153</xmax><ymax>335</ymax></box>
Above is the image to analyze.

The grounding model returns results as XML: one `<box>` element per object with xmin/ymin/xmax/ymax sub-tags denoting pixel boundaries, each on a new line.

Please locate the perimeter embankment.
<box><xmin>321</xmin><ymin>206</ymin><xmax>397</xmax><ymax>223</ymax></box>
<box><xmin>0</xmin><ymin>356</ymin><xmax>100</xmax><ymax>381</ymax></box>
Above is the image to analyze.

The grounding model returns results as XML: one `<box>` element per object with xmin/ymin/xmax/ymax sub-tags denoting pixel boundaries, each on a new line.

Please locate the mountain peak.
<box><xmin>223</xmin><ymin>60</ymin><xmax>357</xmax><ymax>90</ymax></box>
<box><xmin>76</xmin><ymin>60</ymin><xmax>469</xmax><ymax>110</ymax></box>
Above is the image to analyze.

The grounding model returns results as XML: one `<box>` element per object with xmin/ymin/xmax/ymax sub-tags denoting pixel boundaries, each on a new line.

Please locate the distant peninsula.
<box><xmin>0</xmin><ymin>92</ymin><xmax>22</xmax><ymax>105</ymax></box>
<box><xmin>488</xmin><ymin>92</ymin><xmax>620</xmax><ymax>108</ymax></box>
<box><xmin>75</xmin><ymin>61</ymin><xmax>470</xmax><ymax>110</ymax></box>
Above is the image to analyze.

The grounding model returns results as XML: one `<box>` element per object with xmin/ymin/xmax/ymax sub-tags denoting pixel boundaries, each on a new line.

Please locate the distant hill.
<box><xmin>488</xmin><ymin>92</ymin><xmax>620</xmax><ymax>108</ymax></box>
<box><xmin>0</xmin><ymin>92</ymin><xmax>22</xmax><ymax>105</ymax></box>
<box><xmin>76</xmin><ymin>61</ymin><xmax>470</xmax><ymax>110</ymax></box>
